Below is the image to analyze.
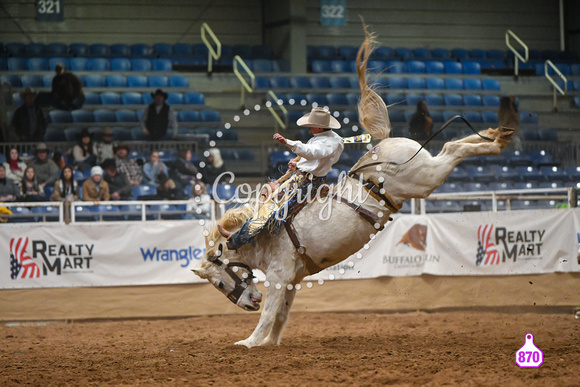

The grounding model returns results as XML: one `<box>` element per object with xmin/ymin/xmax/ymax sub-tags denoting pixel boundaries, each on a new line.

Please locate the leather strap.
<box><xmin>348</xmin><ymin>172</ymin><xmax>401</xmax><ymax>213</ymax></box>
<box><xmin>283</xmin><ymin>220</ymin><xmax>324</xmax><ymax>275</ymax></box>
<box><xmin>331</xmin><ymin>194</ymin><xmax>385</xmax><ymax>231</ymax></box>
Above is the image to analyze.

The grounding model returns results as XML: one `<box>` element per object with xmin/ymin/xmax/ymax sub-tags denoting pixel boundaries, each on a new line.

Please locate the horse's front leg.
<box><xmin>235</xmin><ymin>285</ymin><xmax>286</xmax><ymax>348</ymax></box>
<box><xmin>261</xmin><ymin>286</ymin><xmax>297</xmax><ymax>346</ymax></box>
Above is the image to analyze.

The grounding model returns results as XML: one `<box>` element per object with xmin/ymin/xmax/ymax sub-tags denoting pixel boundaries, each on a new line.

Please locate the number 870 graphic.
<box><xmin>515</xmin><ymin>333</ymin><xmax>543</xmax><ymax>368</ymax></box>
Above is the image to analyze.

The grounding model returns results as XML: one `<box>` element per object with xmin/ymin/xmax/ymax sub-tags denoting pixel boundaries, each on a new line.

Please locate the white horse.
<box><xmin>192</xmin><ymin>26</ymin><xmax>513</xmax><ymax>348</ymax></box>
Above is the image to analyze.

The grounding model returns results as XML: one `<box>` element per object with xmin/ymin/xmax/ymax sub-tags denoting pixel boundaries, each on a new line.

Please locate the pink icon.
<box><xmin>515</xmin><ymin>333</ymin><xmax>543</xmax><ymax>368</ymax></box>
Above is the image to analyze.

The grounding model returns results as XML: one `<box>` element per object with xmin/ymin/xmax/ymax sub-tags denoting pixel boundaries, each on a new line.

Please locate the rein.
<box><xmin>208</xmin><ymin>249</ymin><xmax>255</xmax><ymax>304</ymax></box>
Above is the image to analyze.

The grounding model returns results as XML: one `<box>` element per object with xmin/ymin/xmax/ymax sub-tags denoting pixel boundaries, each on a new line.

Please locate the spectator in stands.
<box><xmin>499</xmin><ymin>95</ymin><xmax>521</xmax><ymax>151</ymax></box>
<box><xmin>51</xmin><ymin>166</ymin><xmax>80</xmax><ymax>202</ymax></box>
<box><xmin>140</xmin><ymin>89</ymin><xmax>178</xmax><ymax>141</ymax></box>
<box><xmin>114</xmin><ymin>143</ymin><xmax>143</xmax><ymax>186</ymax></box>
<box><xmin>201</xmin><ymin>148</ymin><xmax>226</xmax><ymax>185</ymax></box>
<box><xmin>27</xmin><ymin>143</ymin><xmax>59</xmax><ymax>189</ymax></box>
<box><xmin>52</xmin><ymin>64</ymin><xmax>85</xmax><ymax>110</ymax></box>
<box><xmin>51</xmin><ymin>151</ymin><xmax>66</xmax><ymax>171</ymax></box>
<box><xmin>143</xmin><ymin>150</ymin><xmax>169</xmax><ymax>187</ymax></box>
<box><xmin>154</xmin><ymin>172</ymin><xmax>187</xmax><ymax>200</ymax></box>
<box><xmin>187</xmin><ymin>182</ymin><xmax>212</xmax><ymax>219</ymax></box>
<box><xmin>409</xmin><ymin>100</ymin><xmax>433</xmax><ymax>142</ymax></box>
<box><xmin>82</xmin><ymin>166</ymin><xmax>110</xmax><ymax>201</ymax></box>
<box><xmin>72</xmin><ymin>129</ymin><xmax>98</xmax><ymax>172</ymax></box>
<box><xmin>20</xmin><ymin>167</ymin><xmax>45</xmax><ymax>202</ymax></box>
<box><xmin>102</xmin><ymin>158</ymin><xmax>132</xmax><ymax>200</ymax></box>
<box><xmin>95</xmin><ymin>127</ymin><xmax>115</xmax><ymax>164</ymax></box>
<box><xmin>0</xmin><ymin>165</ymin><xmax>21</xmax><ymax>202</ymax></box>
<box><xmin>3</xmin><ymin>147</ymin><xmax>27</xmax><ymax>188</ymax></box>
<box><xmin>11</xmin><ymin>88</ymin><xmax>47</xmax><ymax>142</ymax></box>
<box><xmin>170</xmin><ymin>148</ymin><xmax>199</xmax><ymax>189</ymax></box>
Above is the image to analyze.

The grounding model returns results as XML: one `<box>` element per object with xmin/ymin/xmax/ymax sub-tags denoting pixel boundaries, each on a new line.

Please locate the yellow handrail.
<box><xmin>505</xmin><ymin>29</ymin><xmax>529</xmax><ymax>77</ymax></box>
<box><xmin>544</xmin><ymin>60</ymin><xmax>567</xmax><ymax>111</ymax></box>
<box><xmin>201</xmin><ymin>22</ymin><xmax>221</xmax><ymax>73</ymax></box>
<box><xmin>266</xmin><ymin>90</ymin><xmax>288</xmax><ymax>129</ymax></box>
<box><xmin>233</xmin><ymin>55</ymin><xmax>255</xmax><ymax>107</ymax></box>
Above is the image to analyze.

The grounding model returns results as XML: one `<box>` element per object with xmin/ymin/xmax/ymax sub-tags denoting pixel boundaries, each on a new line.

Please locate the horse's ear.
<box><xmin>191</xmin><ymin>267</ymin><xmax>208</xmax><ymax>279</ymax></box>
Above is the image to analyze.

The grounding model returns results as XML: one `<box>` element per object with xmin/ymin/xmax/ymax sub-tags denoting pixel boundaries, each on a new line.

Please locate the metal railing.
<box><xmin>544</xmin><ymin>60</ymin><xmax>568</xmax><ymax>112</ymax></box>
<box><xmin>505</xmin><ymin>29</ymin><xmax>529</xmax><ymax>77</ymax></box>
<box><xmin>233</xmin><ymin>55</ymin><xmax>255</xmax><ymax>108</ymax></box>
<box><xmin>266</xmin><ymin>90</ymin><xmax>288</xmax><ymax>130</ymax></box>
<box><xmin>201</xmin><ymin>22</ymin><xmax>221</xmax><ymax>74</ymax></box>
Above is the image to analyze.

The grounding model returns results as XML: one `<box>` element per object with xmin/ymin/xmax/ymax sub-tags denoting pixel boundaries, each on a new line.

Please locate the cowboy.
<box><xmin>219</xmin><ymin>106</ymin><xmax>344</xmax><ymax>250</ymax></box>
<box><xmin>140</xmin><ymin>89</ymin><xmax>178</xmax><ymax>141</ymax></box>
<box><xmin>11</xmin><ymin>87</ymin><xmax>47</xmax><ymax>142</ymax></box>
<box><xmin>27</xmin><ymin>143</ymin><xmax>59</xmax><ymax>189</ymax></box>
<box><xmin>95</xmin><ymin>127</ymin><xmax>115</xmax><ymax>164</ymax></box>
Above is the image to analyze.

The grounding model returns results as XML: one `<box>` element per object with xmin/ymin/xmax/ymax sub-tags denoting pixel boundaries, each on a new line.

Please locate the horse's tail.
<box><xmin>356</xmin><ymin>22</ymin><xmax>392</xmax><ymax>140</ymax></box>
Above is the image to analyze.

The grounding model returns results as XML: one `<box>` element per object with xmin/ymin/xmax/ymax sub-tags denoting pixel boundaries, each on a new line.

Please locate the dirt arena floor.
<box><xmin>1</xmin><ymin>311</ymin><xmax>578</xmax><ymax>386</ymax></box>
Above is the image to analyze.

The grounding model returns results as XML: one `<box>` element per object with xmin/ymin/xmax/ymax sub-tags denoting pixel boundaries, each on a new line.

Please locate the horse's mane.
<box><xmin>205</xmin><ymin>202</ymin><xmax>255</xmax><ymax>257</ymax></box>
<box><xmin>356</xmin><ymin>22</ymin><xmax>392</xmax><ymax>140</ymax></box>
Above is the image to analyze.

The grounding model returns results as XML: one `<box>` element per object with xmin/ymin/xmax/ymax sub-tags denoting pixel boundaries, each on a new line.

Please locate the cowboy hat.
<box><xmin>19</xmin><ymin>87</ymin><xmax>38</xmax><ymax>100</ymax></box>
<box><xmin>296</xmin><ymin>107</ymin><xmax>341</xmax><ymax>129</ymax></box>
<box><xmin>35</xmin><ymin>143</ymin><xmax>49</xmax><ymax>152</ymax></box>
<box><xmin>102</xmin><ymin>127</ymin><xmax>113</xmax><ymax>136</ymax></box>
<box><xmin>150</xmin><ymin>89</ymin><xmax>168</xmax><ymax>99</ymax></box>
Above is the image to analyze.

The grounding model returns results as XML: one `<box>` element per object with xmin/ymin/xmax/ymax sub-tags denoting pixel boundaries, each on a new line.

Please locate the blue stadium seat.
<box><xmin>385</xmin><ymin>93</ymin><xmax>405</xmax><ymax>106</ymax></box>
<box><xmin>565</xmin><ymin>167</ymin><xmax>580</xmax><ymax>181</ymax></box>
<box><xmin>172</xmin><ymin>43</ymin><xmax>193</xmax><ymax>56</ymax></box>
<box><xmin>464</xmin><ymin>78</ymin><xmax>482</xmax><ymax>90</ymax></box>
<box><xmin>1</xmin><ymin>74</ymin><xmax>21</xmax><ymax>87</ymax></box>
<box><xmin>269</xmin><ymin>76</ymin><xmax>290</xmax><ymax>88</ymax></box>
<box><xmin>389</xmin><ymin>111</ymin><xmax>406</xmax><ymax>123</ymax></box>
<box><xmin>290</xmin><ymin>76</ymin><xmax>311</xmax><ymax>88</ymax></box>
<box><xmin>84</xmin><ymin>74</ymin><xmax>106</xmax><ymax>87</ymax></box>
<box><xmin>127</xmin><ymin>75</ymin><xmax>148</xmax><ymax>87</ymax></box>
<box><xmin>131</xmin><ymin>44</ymin><xmax>153</xmax><ymax>56</ymax></box>
<box><xmin>64</xmin><ymin>127</ymin><xmax>83</xmax><ymax>141</ymax></box>
<box><xmin>537</xmin><ymin>129</ymin><xmax>557</xmax><ymax>142</ymax></box>
<box><xmin>434</xmin><ymin>182</ymin><xmax>463</xmax><ymax>193</ymax></box>
<box><xmin>431</xmin><ymin>49</ymin><xmax>451</xmax><ymax>60</ymax></box>
<box><xmin>345</xmin><ymin>93</ymin><xmax>359</xmax><ymax>106</ymax></box>
<box><xmin>47</xmin><ymin>43</ymin><xmax>68</xmax><ymax>56</ymax></box>
<box><xmin>489</xmin><ymin>181</ymin><xmax>514</xmax><ymax>191</ymax></box>
<box><xmin>106</xmin><ymin>74</ymin><xmax>127</xmax><ymax>87</ymax></box>
<box><xmin>463</xmin><ymin>94</ymin><xmax>482</xmax><ymax>106</ymax></box>
<box><xmin>326</xmin><ymin>93</ymin><xmax>349</xmax><ymax>105</ymax></box>
<box><xmin>152</xmin><ymin>58</ymin><xmax>173</xmax><ymax>72</ymax></box>
<box><xmin>331</xmin><ymin>60</ymin><xmax>353</xmax><ymax>73</ymax></box>
<box><xmin>519</xmin><ymin>112</ymin><xmax>538</xmax><ymax>124</ymax></box>
<box><xmin>184</xmin><ymin>92</ymin><xmax>205</xmax><ymax>105</ymax></box>
<box><xmin>482</xmin><ymin>95</ymin><xmax>500</xmax><ymax>107</ymax></box>
<box><xmin>49</xmin><ymin>110</ymin><xmax>72</xmax><ymax>123</ymax></box>
<box><xmin>574</xmin><ymin>96</ymin><xmax>580</xmax><ymax>109</ymax></box>
<box><xmin>70</xmin><ymin>43</ymin><xmax>89</xmax><ymax>56</ymax></box>
<box><xmin>89</xmin><ymin>44</ymin><xmax>110</xmax><ymax>56</ymax></box>
<box><xmin>70</xmin><ymin>58</ymin><xmax>88</xmax><ymax>71</ymax></box>
<box><xmin>528</xmin><ymin>150</ymin><xmax>557</xmax><ymax>168</ymax></box>
<box><xmin>48</xmin><ymin>57</ymin><xmax>68</xmax><ymax>71</ymax></box>
<box><xmin>487</xmin><ymin>50</ymin><xmax>505</xmax><ymax>61</ymax></box>
<box><xmin>153</xmin><ymin>43</ymin><xmax>173</xmax><ymax>57</ymax></box>
<box><xmin>252</xmin><ymin>59</ymin><xmax>273</xmax><ymax>72</ymax></box>
<box><xmin>26</xmin><ymin>58</ymin><xmax>48</xmax><ymax>71</ymax></box>
<box><xmin>413</xmin><ymin>48</ymin><xmax>432</xmax><ymax>60</ymax></box>
<box><xmin>200</xmin><ymin>110</ymin><xmax>221</xmax><ymax>122</ymax></box>
<box><xmin>395</xmin><ymin>47</ymin><xmax>413</xmax><ymax>60</ymax></box>
<box><xmin>407</xmin><ymin>77</ymin><xmax>426</xmax><ymax>89</ymax></box>
<box><xmin>329</xmin><ymin>76</ymin><xmax>351</xmax><ymax>89</ymax></box>
<box><xmin>338</xmin><ymin>46</ymin><xmax>358</xmax><ymax>60</ymax></box>
<box><xmin>8</xmin><ymin>207</ymin><xmax>32</xmax><ymax>223</ymax></box>
<box><xmin>178</xmin><ymin>110</ymin><xmax>200</xmax><ymax>122</ymax></box>
<box><xmin>482</xmin><ymin>79</ymin><xmax>500</xmax><ymax>91</ymax></box>
<box><xmin>148</xmin><ymin>75</ymin><xmax>168</xmax><ymax>87</ymax></box>
<box><xmin>539</xmin><ymin>166</ymin><xmax>567</xmax><ymax>181</ymax></box>
<box><xmin>425</xmin><ymin>94</ymin><xmax>444</xmax><ymax>106</ymax></box>
<box><xmin>406</xmin><ymin>93</ymin><xmax>423</xmax><ymax>107</ymax></box>
<box><xmin>169</xmin><ymin>75</ymin><xmax>189</xmax><ymax>88</ymax></box>
<box><xmin>386</xmin><ymin>77</ymin><xmax>407</xmax><ymax>89</ymax></box>
<box><xmin>131</xmin><ymin>58</ymin><xmax>152</xmax><ymax>72</ymax></box>
<box><xmin>115</xmin><ymin>109</ymin><xmax>137</xmax><ymax>122</ymax></box>
<box><xmin>444</xmin><ymin>94</ymin><xmax>463</xmax><ymax>106</ymax></box>
<box><xmin>442</xmin><ymin>110</ymin><xmax>461</xmax><ymax>122</ymax></box>
<box><xmin>86</xmin><ymin>58</ymin><xmax>110</xmax><ymax>71</ymax></box>
<box><xmin>386</xmin><ymin>60</ymin><xmax>406</xmax><ymax>73</ymax></box>
<box><xmin>6</xmin><ymin>43</ymin><xmax>26</xmax><ymax>56</ymax></box>
<box><xmin>91</xmin><ymin>205</ymin><xmax>124</xmax><ymax>221</ymax></box>
<box><xmin>495</xmin><ymin>166</ymin><xmax>520</xmax><ymax>182</ymax></box>
<box><xmin>425</xmin><ymin>77</ymin><xmax>444</xmax><ymax>90</ymax></box>
<box><xmin>7</xmin><ymin>58</ymin><xmax>27</xmax><ymax>71</ymax></box>
<box><xmin>111</xmin><ymin>58</ymin><xmax>131</xmax><ymax>72</ymax></box>
<box><xmin>100</xmin><ymin>91</ymin><xmax>122</xmax><ymax>105</ymax></box>
<box><xmin>110</xmin><ymin>44</ymin><xmax>131</xmax><ymax>56</ymax></box>
<box><xmin>407</xmin><ymin>60</ymin><xmax>426</xmax><ymax>73</ymax></box>
<box><xmin>481</xmin><ymin>111</ymin><xmax>498</xmax><ymax>124</ymax></box>
<box><xmin>447</xmin><ymin>166</ymin><xmax>470</xmax><ymax>182</ymax></box>
<box><xmin>31</xmin><ymin>206</ymin><xmax>59</xmax><ymax>222</ymax></box>
<box><xmin>44</xmin><ymin>128</ymin><xmax>67</xmax><ymax>142</ymax></box>
<box><xmin>71</xmin><ymin>109</ymin><xmax>94</xmax><ymax>123</ymax></box>
<box><xmin>426</xmin><ymin>61</ymin><xmax>444</xmax><ymax>74</ymax></box>
<box><xmin>367</xmin><ymin>60</ymin><xmax>389</xmax><ymax>74</ymax></box>
<box><xmin>167</xmin><ymin>92</ymin><xmax>183</xmax><ymax>105</ymax></box>
<box><xmin>111</xmin><ymin>127</ymin><xmax>132</xmax><ymax>141</ymax></box>
<box><xmin>504</xmin><ymin>150</ymin><xmax>533</xmax><ymax>167</ymax></box>
<box><xmin>463</xmin><ymin>111</ymin><xmax>482</xmax><ymax>123</ymax></box>
<box><xmin>463</xmin><ymin>182</ymin><xmax>489</xmax><ymax>191</ymax></box>
<box><xmin>20</xmin><ymin>74</ymin><xmax>43</xmax><ymax>88</ymax></box>
<box><xmin>93</xmin><ymin>109</ymin><xmax>116</xmax><ymax>123</ymax></box>
<box><xmin>451</xmin><ymin>48</ymin><xmax>469</xmax><ymax>60</ymax></box>
<box><xmin>444</xmin><ymin>61</ymin><xmax>462</xmax><ymax>74</ymax></box>
<box><xmin>444</xmin><ymin>78</ymin><xmax>463</xmax><ymax>90</ymax></box>
<box><xmin>517</xmin><ymin>166</ymin><xmax>544</xmax><ymax>182</ymax></box>
<box><xmin>306</xmin><ymin>93</ymin><xmax>328</xmax><ymax>105</ymax></box>
<box><xmin>371</xmin><ymin>47</ymin><xmax>395</xmax><ymax>60</ymax></box>
<box><xmin>310</xmin><ymin>76</ymin><xmax>331</xmax><ymax>89</ymax></box>
<box><xmin>469</xmin><ymin>49</ymin><xmax>487</xmax><ymax>60</ymax></box>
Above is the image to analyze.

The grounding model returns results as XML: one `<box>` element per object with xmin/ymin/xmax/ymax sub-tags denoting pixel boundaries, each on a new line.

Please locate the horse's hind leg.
<box><xmin>437</xmin><ymin>126</ymin><xmax>513</xmax><ymax>160</ymax></box>
<box><xmin>261</xmin><ymin>287</ymin><xmax>297</xmax><ymax>346</ymax></box>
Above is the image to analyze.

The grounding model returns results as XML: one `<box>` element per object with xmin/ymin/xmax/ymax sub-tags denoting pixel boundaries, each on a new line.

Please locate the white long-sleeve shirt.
<box><xmin>285</xmin><ymin>130</ymin><xmax>344</xmax><ymax>177</ymax></box>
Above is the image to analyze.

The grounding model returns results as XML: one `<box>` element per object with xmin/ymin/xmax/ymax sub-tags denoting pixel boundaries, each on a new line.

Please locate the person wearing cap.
<box><xmin>82</xmin><ymin>165</ymin><xmax>110</xmax><ymax>202</ymax></box>
<box><xmin>95</xmin><ymin>127</ymin><xmax>115</xmax><ymax>164</ymax></box>
<box><xmin>218</xmin><ymin>106</ymin><xmax>344</xmax><ymax>250</ymax></box>
<box><xmin>27</xmin><ymin>143</ymin><xmax>59</xmax><ymax>189</ymax></box>
<box><xmin>11</xmin><ymin>87</ymin><xmax>47</xmax><ymax>142</ymax></box>
<box><xmin>72</xmin><ymin>128</ymin><xmax>97</xmax><ymax>172</ymax></box>
<box><xmin>102</xmin><ymin>158</ymin><xmax>132</xmax><ymax>200</ymax></box>
<box><xmin>140</xmin><ymin>89</ymin><xmax>178</xmax><ymax>141</ymax></box>
<box><xmin>114</xmin><ymin>143</ymin><xmax>143</xmax><ymax>186</ymax></box>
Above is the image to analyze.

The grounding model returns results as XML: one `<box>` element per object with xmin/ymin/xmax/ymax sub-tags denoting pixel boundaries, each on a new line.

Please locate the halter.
<box><xmin>207</xmin><ymin>249</ymin><xmax>255</xmax><ymax>305</ymax></box>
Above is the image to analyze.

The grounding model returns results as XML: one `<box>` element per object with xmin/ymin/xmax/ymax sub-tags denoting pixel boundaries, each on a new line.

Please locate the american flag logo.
<box><xmin>476</xmin><ymin>224</ymin><xmax>500</xmax><ymax>266</ymax></box>
<box><xmin>10</xmin><ymin>237</ymin><xmax>40</xmax><ymax>279</ymax></box>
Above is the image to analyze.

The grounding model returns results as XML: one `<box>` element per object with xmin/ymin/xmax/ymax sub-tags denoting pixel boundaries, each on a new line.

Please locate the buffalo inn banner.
<box><xmin>2</xmin><ymin>209</ymin><xmax>580</xmax><ymax>289</ymax></box>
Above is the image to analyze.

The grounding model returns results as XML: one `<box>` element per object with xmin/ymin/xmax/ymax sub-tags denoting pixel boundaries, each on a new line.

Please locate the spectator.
<box><xmin>102</xmin><ymin>158</ymin><xmax>132</xmax><ymax>200</ymax></box>
<box><xmin>155</xmin><ymin>172</ymin><xmax>186</xmax><ymax>200</ymax></box>
<box><xmin>114</xmin><ymin>143</ymin><xmax>143</xmax><ymax>186</ymax></box>
<box><xmin>0</xmin><ymin>165</ymin><xmax>20</xmax><ymax>202</ymax></box>
<box><xmin>20</xmin><ymin>166</ymin><xmax>45</xmax><ymax>202</ymax></box>
<box><xmin>39</xmin><ymin>64</ymin><xmax>85</xmax><ymax>110</ymax></box>
<box><xmin>3</xmin><ymin>147</ymin><xmax>28</xmax><ymax>188</ymax></box>
<box><xmin>201</xmin><ymin>148</ymin><xmax>226</xmax><ymax>185</ymax></box>
<box><xmin>187</xmin><ymin>182</ymin><xmax>212</xmax><ymax>219</ymax></box>
<box><xmin>27</xmin><ymin>143</ymin><xmax>59</xmax><ymax>189</ymax></box>
<box><xmin>170</xmin><ymin>148</ymin><xmax>199</xmax><ymax>189</ymax></box>
<box><xmin>409</xmin><ymin>100</ymin><xmax>433</xmax><ymax>142</ymax></box>
<box><xmin>11</xmin><ymin>88</ymin><xmax>48</xmax><ymax>142</ymax></box>
<box><xmin>72</xmin><ymin>128</ymin><xmax>98</xmax><ymax>172</ymax></box>
<box><xmin>95</xmin><ymin>127</ymin><xmax>115</xmax><ymax>164</ymax></box>
<box><xmin>51</xmin><ymin>166</ymin><xmax>80</xmax><ymax>202</ymax></box>
<box><xmin>82</xmin><ymin>166</ymin><xmax>110</xmax><ymax>201</ymax></box>
<box><xmin>143</xmin><ymin>150</ymin><xmax>169</xmax><ymax>187</ymax></box>
<box><xmin>140</xmin><ymin>89</ymin><xmax>178</xmax><ymax>141</ymax></box>
<box><xmin>499</xmin><ymin>96</ymin><xmax>521</xmax><ymax>151</ymax></box>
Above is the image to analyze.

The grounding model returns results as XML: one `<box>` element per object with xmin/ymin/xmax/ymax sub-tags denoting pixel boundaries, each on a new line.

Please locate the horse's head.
<box><xmin>192</xmin><ymin>243</ymin><xmax>262</xmax><ymax>311</ymax></box>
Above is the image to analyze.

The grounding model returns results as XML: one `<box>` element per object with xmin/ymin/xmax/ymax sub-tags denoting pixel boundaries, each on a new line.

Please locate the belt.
<box><xmin>296</xmin><ymin>170</ymin><xmax>323</xmax><ymax>179</ymax></box>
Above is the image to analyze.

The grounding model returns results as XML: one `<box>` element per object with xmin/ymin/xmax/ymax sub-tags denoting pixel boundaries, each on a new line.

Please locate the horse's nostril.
<box><xmin>251</xmin><ymin>292</ymin><xmax>263</xmax><ymax>303</ymax></box>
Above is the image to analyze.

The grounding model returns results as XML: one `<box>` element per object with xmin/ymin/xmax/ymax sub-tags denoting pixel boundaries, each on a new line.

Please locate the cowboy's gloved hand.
<box><xmin>288</xmin><ymin>160</ymin><xmax>297</xmax><ymax>171</ymax></box>
<box><xmin>273</xmin><ymin>133</ymin><xmax>287</xmax><ymax>145</ymax></box>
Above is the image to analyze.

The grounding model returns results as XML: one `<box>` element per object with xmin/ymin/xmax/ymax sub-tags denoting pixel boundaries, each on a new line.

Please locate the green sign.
<box><xmin>320</xmin><ymin>0</ymin><xmax>346</xmax><ymax>26</ymax></box>
<box><xmin>36</xmin><ymin>0</ymin><xmax>64</xmax><ymax>22</ymax></box>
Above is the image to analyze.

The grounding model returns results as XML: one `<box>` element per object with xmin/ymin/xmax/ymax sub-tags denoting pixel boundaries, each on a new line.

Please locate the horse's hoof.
<box><xmin>235</xmin><ymin>339</ymin><xmax>255</xmax><ymax>348</ymax></box>
<box><xmin>497</xmin><ymin>126</ymin><xmax>515</xmax><ymax>138</ymax></box>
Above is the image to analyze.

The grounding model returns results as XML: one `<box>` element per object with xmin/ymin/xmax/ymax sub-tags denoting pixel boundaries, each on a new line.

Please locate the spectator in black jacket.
<box><xmin>0</xmin><ymin>165</ymin><xmax>21</xmax><ymax>202</ymax></box>
<box><xmin>102</xmin><ymin>158</ymin><xmax>132</xmax><ymax>200</ymax></box>
<box><xmin>140</xmin><ymin>89</ymin><xmax>178</xmax><ymax>141</ymax></box>
<box><xmin>170</xmin><ymin>148</ymin><xmax>199</xmax><ymax>189</ymax></box>
<box><xmin>11</xmin><ymin>88</ymin><xmax>47</xmax><ymax>142</ymax></box>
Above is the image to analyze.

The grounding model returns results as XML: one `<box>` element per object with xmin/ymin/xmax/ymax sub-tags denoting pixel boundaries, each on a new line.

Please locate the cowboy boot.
<box><xmin>217</xmin><ymin>224</ymin><xmax>237</xmax><ymax>251</ymax></box>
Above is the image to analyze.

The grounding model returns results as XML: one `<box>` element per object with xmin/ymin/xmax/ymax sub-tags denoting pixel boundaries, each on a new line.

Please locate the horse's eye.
<box><xmin>218</xmin><ymin>281</ymin><xmax>225</xmax><ymax>289</ymax></box>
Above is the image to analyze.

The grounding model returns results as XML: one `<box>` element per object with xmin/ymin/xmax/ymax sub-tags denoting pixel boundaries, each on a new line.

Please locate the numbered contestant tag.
<box><xmin>515</xmin><ymin>333</ymin><xmax>543</xmax><ymax>368</ymax></box>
